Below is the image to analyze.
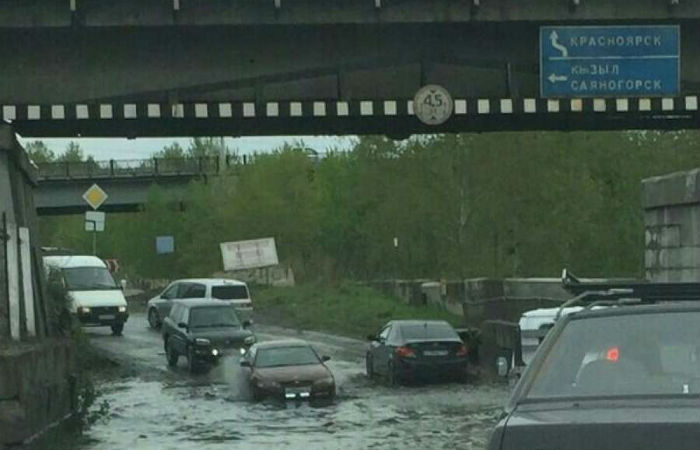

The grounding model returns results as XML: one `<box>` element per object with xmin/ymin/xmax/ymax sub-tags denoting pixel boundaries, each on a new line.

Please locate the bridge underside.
<box><xmin>1</xmin><ymin>3</ymin><xmax>699</xmax><ymax>137</ymax></box>
<box><xmin>34</xmin><ymin>177</ymin><xmax>198</xmax><ymax>216</ymax></box>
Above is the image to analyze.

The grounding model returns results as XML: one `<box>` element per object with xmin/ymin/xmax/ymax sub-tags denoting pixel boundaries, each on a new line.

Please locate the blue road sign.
<box><xmin>156</xmin><ymin>236</ymin><xmax>175</xmax><ymax>254</ymax></box>
<box><xmin>540</xmin><ymin>25</ymin><xmax>679</xmax><ymax>98</ymax></box>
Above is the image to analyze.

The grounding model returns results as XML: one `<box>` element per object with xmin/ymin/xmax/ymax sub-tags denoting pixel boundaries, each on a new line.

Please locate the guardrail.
<box><xmin>34</xmin><ymin>156</ymin><xmax>245</xmax><ymax>180</ymax></box>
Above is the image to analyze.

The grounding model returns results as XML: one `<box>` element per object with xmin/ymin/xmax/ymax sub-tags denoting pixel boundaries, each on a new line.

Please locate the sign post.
<box><xmin>85</xmin><ymin>211</ymin><xmax>105</xmax><ymax>254</ymax></box>
<box><xmin>540</xmin><ymin>25</ymin><xmax>680</xmax><ymax>98</ymax></box>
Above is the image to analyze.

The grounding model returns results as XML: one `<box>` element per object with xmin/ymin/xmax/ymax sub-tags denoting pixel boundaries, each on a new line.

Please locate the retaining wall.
<box><xmin>643</xmin><ymin>168</ymin><xmax>700</xmax><ymax>282</ymax></box>
<box><xmin>0</xmin><ymin>340</ymin><xmax>75</xmax><ymax>446</ymax></box>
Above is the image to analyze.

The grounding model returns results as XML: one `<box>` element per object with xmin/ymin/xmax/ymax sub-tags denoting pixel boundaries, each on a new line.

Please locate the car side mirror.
<box><xmin>242</xmin><ymin>320</ymin><xmax>252</xmax><ymax>328</ymax></box>
<box><xmin>177</xmin><ymin>322</ymin><xmax>187</xmax><ymax>329</ymax></box>
<box><xmin>240</xmin><ymin>360</ymin><xmax>251</xmax><ymax>368</ymax></box>
<box><xmin>322</xmin><ymin>355</ymin><xmax>331</xmax><ymax>362</ymax></box>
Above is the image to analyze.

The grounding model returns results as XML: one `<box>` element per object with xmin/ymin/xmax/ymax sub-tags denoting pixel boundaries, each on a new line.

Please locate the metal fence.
<box><xmin>35</xmin><ymin>156</ymin><xmax>223</xmax><ymax>180</ymax></box>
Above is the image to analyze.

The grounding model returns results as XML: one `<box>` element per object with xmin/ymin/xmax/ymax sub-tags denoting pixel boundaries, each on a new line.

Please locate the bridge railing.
<box><xmin>35</xmin><ymin>156</ymin><xmax>221</xmax><ymax>180</ymax></box>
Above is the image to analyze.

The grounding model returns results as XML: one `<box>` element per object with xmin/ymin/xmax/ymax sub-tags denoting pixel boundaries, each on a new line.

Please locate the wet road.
<box><xmin>80</xmin><ymin>314</ymin><xmax>509</xmax><ymax>450</ymax></box>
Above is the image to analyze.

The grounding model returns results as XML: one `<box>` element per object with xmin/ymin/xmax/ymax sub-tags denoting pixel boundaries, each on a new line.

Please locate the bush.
<box><xmin>45</xmin><ymin>272</ymin><xmax>111</xmax><ymax>430</ymax></box>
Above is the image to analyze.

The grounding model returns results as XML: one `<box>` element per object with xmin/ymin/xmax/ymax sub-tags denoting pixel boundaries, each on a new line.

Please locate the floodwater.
<box><xmin>70</xmin><ymin>315</ymin><xmax>509</xmax><ymax>450</ymax></box>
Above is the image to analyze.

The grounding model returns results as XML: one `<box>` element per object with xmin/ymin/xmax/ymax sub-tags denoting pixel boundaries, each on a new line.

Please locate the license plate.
<box><xmin>423</xmin><ymin>350</ymin><xmax>448</xmax><ymax>356</ymax></box>
<box><xmin>99</xmin><ymin>314</ymin><xmax>115</xmax><ymax>320</ymax></box>
<box><xmin>285</xmin><ymin>387</ymin><xmax>310</xmax><ymax>399</ymax></box>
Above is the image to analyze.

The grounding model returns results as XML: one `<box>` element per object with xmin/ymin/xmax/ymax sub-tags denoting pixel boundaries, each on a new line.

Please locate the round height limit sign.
<box><xmin>413</xmin><ymin>85</ymin><xmax>454</xmax><ymax>126</ymax></box>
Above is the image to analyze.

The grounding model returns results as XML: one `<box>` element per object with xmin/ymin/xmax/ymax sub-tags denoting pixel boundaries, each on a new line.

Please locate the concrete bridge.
<box><xmin>34</xmin><ymin>156</ymin><xmax>231</xmax><ymax>215</ymax></box>
<box><xmin>0</xmin><ymin>0</ymin><xmax>698</xmax><ymax>139</ymax></box>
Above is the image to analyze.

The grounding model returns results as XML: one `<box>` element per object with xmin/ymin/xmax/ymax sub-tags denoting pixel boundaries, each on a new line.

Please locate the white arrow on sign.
<box><xmin>549</xmin><ymin>31</ymin><xmax>569</xmax><ymax>58</ymax></box>
<box><xmin>548</xmin><ymin>73</ymin><xmax>568</xmax><ymax>83</ymax></box>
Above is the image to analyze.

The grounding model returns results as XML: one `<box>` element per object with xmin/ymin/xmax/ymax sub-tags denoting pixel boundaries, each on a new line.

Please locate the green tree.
<box><xmin>188</xmin><ymin>137</ymin><xmax>227</xmax><ymax>158</ymax></box>
<box><xmin>154</xmin><ymin>142</ymin><xmax>186</xmax><ymax>159</ymax></box>
<box><xmin>25</xmin><ymin>140</ymin><xmax>55</xmax><ymax>163</ymax></box>
<box><xmin>57</xmin><ymin>142</ymin><xmax>85</xmax><ymax>162</ymax></box>
<box><xmin>37</xmin><ymin>131</ymin><xmax>700</xmax><ymax>283</ymax></box>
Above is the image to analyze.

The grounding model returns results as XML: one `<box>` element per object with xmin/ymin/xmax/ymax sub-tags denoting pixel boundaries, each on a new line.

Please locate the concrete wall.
<box><xmin>0</xmin><ymin>125</ymin><xmax>50</xmax><ymax>340</ymax></box>
<box><xmin>0</xmin><ymin>124</ymin><xmax>76</xmax><ymax>447</ymax></box>
<box><xmin>368</xmin><ymin>277</ymin><xmax>571</xmax><ymax>326</ymax></box>
<box><xmin>643</xmin><ymin>168</ymin><xmax>700</xmax><ymax>282</ymax></box>
<box><xmin>461</xmin><ymin>278</ymin><xmax>570</xmax><ymax>327</ymax></box>
<box><xmin>0</xmin><ymin>340</ymin><xmax>75</xmax><ymax>445</ymax></box>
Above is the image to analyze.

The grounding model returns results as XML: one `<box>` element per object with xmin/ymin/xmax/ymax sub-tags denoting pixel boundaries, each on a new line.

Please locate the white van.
<box><xmin>43</xmin><ymin>255</ymin><xmax>128</xmax><ymax>335</ymax></box>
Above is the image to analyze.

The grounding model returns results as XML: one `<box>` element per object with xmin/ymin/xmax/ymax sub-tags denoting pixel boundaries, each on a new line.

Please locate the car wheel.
<box><xmin>365</xmin><ymin>353</ymin><xmax>374</xmax><ymax>379</ymax></box>
<box><xmin>111</xmin><ymin>323</ymin><xmax>124</xmax><ymax>336</ymax></box>
<box><xmin>251</xmin><ymin>385</ymin><xmax>264</xmax><ymax>401</ymax></box>
<box><xmin>456</xmin><ymin>369</ymin><xmax>469</xmax><ymax>384</ymax></box>
<box><xmin>187</xmin><ymin>346</ymin><xmax>200</xmax><ymax>374</ymax></box>
<box><xmin>165</xmin><ymin>339</ymin><xmax>179</xmax><ymax>367</ymax></box>
<box><xmin>147</xmin><ymin>308</ymin><xmax>160</xmax><ymax>329</ymax></box>
<box><xmin>387</xmin><ymin>361</ymin><xmax>399</xmax><ymax>386</ymax></box>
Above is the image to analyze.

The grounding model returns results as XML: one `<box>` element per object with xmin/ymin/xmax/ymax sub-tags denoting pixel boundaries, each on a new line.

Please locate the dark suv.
<box><xmin>162</xmin><ymin>299</ymin><xmax>256</xmax><ymax>373</ymax></box>
<box><xmin>488</xmin><ymin>296</ymin><xmax>700</xmax><ymax>450</ymax></box>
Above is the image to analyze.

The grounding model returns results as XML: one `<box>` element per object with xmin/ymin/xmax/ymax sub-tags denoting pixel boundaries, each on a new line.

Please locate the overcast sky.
<box><xmin>17</xmin><ymin>136</ymin><xmax>355</xmax><ymax>160</ymax></box>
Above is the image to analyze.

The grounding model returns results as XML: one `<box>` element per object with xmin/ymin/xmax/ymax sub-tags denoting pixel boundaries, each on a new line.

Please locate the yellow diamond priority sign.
<box><xmin>83</xmin><ymin>183</ymin><xmax>108</xmax><ymax>210</ymax></box>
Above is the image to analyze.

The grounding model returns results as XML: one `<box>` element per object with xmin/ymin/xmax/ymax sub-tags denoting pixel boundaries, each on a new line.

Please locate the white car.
<box><xmin>519</xmin><ymin>305</ymin><xmax>608</xmax><ymax>364</ymax></box>
<box><xmin>147</xmin><ymin>278</ymin><xmax>253</xmax><ymax>329</ymax></box>
<box><xmin>519</xmin><ymin>306</ymin><xmax>585</xmax><ymax>364</ymax></box>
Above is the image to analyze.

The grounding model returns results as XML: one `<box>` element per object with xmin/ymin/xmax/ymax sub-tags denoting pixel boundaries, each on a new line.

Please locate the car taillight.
<box><xmin>456</xmin><ymin>345</ymin><xmax>468</xmax><ymax>357</ymax></box>
<box><xmin>606</xmin><ymin>346</ymin><xmax>619</xmax><ymax>362</ymax></box>
<box><xmin>396</xmin><ymin>346</ymin><xmax>416</xmax><ymax>358</ymax></box>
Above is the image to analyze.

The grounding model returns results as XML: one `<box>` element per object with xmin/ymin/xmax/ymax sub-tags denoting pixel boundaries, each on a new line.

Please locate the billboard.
<box><xmin>220</xmin><ymin>237</ymin><xmax>279</xmax><ymax>271</ymax></box>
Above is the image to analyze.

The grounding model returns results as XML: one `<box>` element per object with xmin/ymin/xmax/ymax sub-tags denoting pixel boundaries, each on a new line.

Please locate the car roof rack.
<box><xmin>554</xmin><ymin>268</ymin><xmax>700</xmax><ymax>320</ymax></box>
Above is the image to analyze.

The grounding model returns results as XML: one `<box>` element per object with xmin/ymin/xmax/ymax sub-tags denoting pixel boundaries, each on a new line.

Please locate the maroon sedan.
<box><xmin>240</xmin><ymin>339</ymin><xmax>336</xmax><ymax>401</ymax></box>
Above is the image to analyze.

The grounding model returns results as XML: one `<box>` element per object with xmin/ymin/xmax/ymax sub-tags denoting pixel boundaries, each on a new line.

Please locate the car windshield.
<box><xmin>401</xmin><ymin>323</ymin><xmax>458</xmax><ymax>340</ymax></box>
<box><xmin>255</xmin><ymin>346</ymin><xmax>320</xmax><ymax>368</ymax></box>
<box><xmin>62</xmin><ymin>267</ymin><xmax>118</xmax><ymax>290</ymax></box>
<box><xmin>526</xmin><ymin>311</ymin><xmax>700</xmax><ymax>400</ymax></box>
<box><xmin>211</xmin><ymin>285</ymin><xmax>248</xmax><ymax>300</ymax></box>
<box><xmin>188</xmin><ymin>306</ymin><xmax>241</xmax><ymax>328</ymax></box>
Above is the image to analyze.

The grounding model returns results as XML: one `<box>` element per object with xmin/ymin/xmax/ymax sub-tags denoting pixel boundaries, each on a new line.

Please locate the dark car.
<box><xmin>488</xmin><ymin>302</ymin><xmax>700</xmax><ymax>450</ymax></box>
<box><xmin>365</xmin><ymin>320</ymin><xmax>468</xmax><ymax>385</ymax></box>
<box><xmin>162</xmin><ymin>299</ymin><xmax>256</xmax><ymax>373</ymax></box>
<box><xmin>240</xmin><ymin>340</ymin><xmax>335</xmax><ymax>401</ymax></box>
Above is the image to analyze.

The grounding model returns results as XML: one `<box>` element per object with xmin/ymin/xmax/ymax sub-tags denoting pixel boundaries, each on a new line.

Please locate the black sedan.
<box><xmin>240</xmin><ymin>340</ymin><xmax>335</xmax><ymax>401</ymax></box>
<box><xmin>162</xmin><ymin>299</ymin><xmax>256</xmax><ymax>373</ymax></box>
<box><xmin>365</xmin><ymin>320</ymin><xmax>469</xmax><ymax>385</ymax></box>
<box><xmin>488</xmin><ymin>302</ymin><xmax>700</xmax><ymax>450</ymax></box>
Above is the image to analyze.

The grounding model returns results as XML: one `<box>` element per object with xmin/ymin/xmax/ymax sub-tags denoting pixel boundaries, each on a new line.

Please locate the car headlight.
<box><xmin>118</xmin><ymin>306</ymin><xmax>127</xmax><ymax>313</ymax></box>
<box><xmin>195</xmin><ymin>338</ymin><xmax>211</xmax><ymax>346</ymax></box>
<box><xmin>244</xmin><ymin>335</ymin><xmax>256</xmax><ymax>345</ymax></box>
<box><xmin>79</xmin><ymin>307</ymin><xmax>90</xmax><ymax>314</ymax></box>
<box><xmin>211</xmin><ymin>348</ymin><xmax>219</xmax><ymax>356</ymax></box>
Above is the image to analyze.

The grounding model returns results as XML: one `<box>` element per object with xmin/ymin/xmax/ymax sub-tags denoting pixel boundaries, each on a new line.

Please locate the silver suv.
<box><xmin>147</xmin><ymin>278</ymin><xmax>253</xmax><ymax>329</ymax></box>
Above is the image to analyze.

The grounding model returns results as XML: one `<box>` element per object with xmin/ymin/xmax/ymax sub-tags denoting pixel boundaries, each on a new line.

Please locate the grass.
<box><xmin>251</xmin><ymin>282</ymin><xmax>464</xmax><ymax>340</ymax></box>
